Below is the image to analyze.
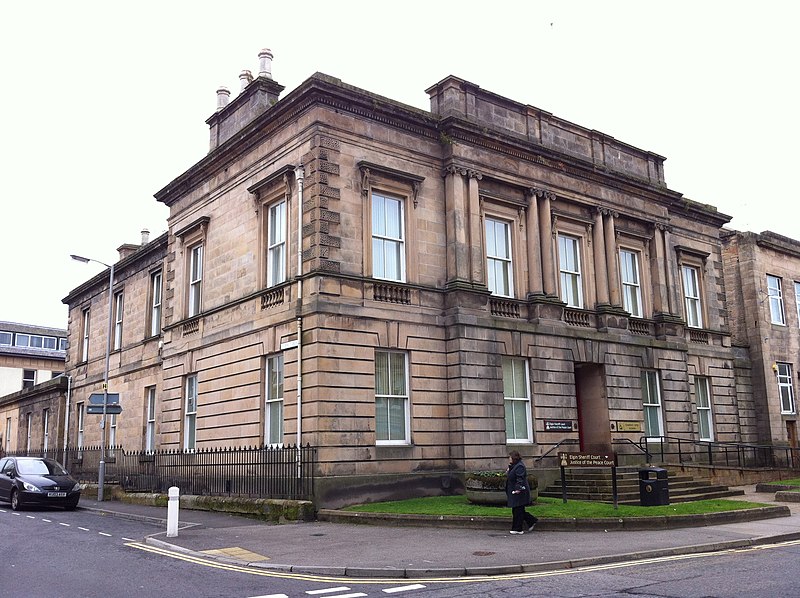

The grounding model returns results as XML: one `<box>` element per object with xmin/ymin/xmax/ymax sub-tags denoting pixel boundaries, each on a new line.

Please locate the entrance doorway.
<box><xmin>574</xmin><ymin>363</ymin><xmax>612</xmax><ymax>454</ymax></box>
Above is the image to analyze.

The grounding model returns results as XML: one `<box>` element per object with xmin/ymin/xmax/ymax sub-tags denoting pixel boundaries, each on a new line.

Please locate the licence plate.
<box><xmin>48</xmin><ymin>492</ymin><xmax>67</xmax><ymax>498</ymax></box>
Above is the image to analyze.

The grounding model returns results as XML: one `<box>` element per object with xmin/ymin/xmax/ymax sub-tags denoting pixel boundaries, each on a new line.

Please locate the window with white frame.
<box><xmin>267</xmin><ymin>200</ymin><xmax>287</xmax><ymax>287</ymax></box>
<box><xmin>795</xmin><ymin>282</ymin><xmax>800</xmax><ymax>328</ymax></box>
<box><xmin>777</xmin><ymin>362</ymin><xmax>796</xmax><ymax>414</ymax></box>
<box><xmin>642</xmin><ymin>370</ymin><xmax>664</xmax><ymax>438</ymax></box>
<box><xmin>76</xmin><ymin>403</ymin><xmax>85</xmax><ymax>451</ymax></box>
<box><xmin>558</xmin><ymin>234</ymin><xmax>583</xmax><ymax>308</ymax></box>
<box><xmin>485</xmin><ymin>218</ymin><xmax>514</xmax><ymax>297</ymax></box>
<box><xmin>0</xmin><ymin>331</ymin><xmax>10</xmax><ymax>346</ymax></box>
<box><xmin>265</xmin><ymin>354</ymin><xmax>284</xmax><ymax>446</ymax></box>
<box><xmin>184</xmin><ymin>374</ymin><xmax>198</xmax><ymax>450</ymax></box>
<box><xmin>371</xmin><ymin>192</ymin><xmax>406</xmax><ymax>282</ymax></box>
<box><xmin>25</xmin><ymin>413</ymin><xmax>32</xmax><ymax>452</ymax></box>
<box><xmin>59</xmin><ymin>338</ymin><xmax>67</xmax><ymax>351</ymax></box>
<box><xmin>108</xmin><ymin>414</ymin><xmax>117</xmax><ymax>457</ymax></box>
<box><xmin>188</xmin><ymin>244</ymin><xmax>203</xmax><ymax>317</ymax></box>
<box><xmin>149</xmin><ymin>271</ymin><xmax>163</xmax><ymax>337</ymax></box>
<box><xmin>42</xmin><ymin>408</ymin><xmax>49</xmax><ymax>451</ymax></box>
<box><xmin>620</xmin><ymin>249</ymin><xmax>643</xmax><ymax>317</ymax></box>
<box><xmin>113</xmin><ymin>291</ymin><xmax>124</xmax><ymax>351</ymax></box>
<box><xmin>375</xmin><ymin>351</ymin><xmax>409</xmax><ymax>444</ymax></box>
<box><xmin>503</xmin><ymin>357</ymin><xmax>532</xmax><ymax>442</ymax></box>
<box><xmin>767</xmin><ymin>275</ymin><xmax>786</xmax><ymax>325</ymax></box>
<box><xmin>145</xmin><ymin>387</ymin><xmax>156</xmax><ymax>453</ymax></box>
<box><xmin>22</xmin><ymin>369</ymin><xmax>35</xmax><ymax>390</ymax></box>
<box><xmin>681</xmin><ymin>265</ymin><xmax>703</xmax><ymax>328</ymax></box>
<box><xmin>81</xmin><ymin>308</ymin><xmax>90</xmax><ymax>362</ymax></box>
<box><xmin>695</xmin><ymin>376</ymin><xmax>714</xmax><ymax>441</ymax></box>
<box><xmin>5</xmin><ymin>417</ymin><xmax>10</xmax><ymax>454</ymax></box>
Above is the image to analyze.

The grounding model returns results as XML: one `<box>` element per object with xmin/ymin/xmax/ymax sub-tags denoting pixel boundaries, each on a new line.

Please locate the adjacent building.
<box><xmin>59</xmin><ymin>52</ymin><xmax>765</xmax><ymax>505</ymax></box>
<box><xmin>722</xmin><ymin>230</ymin><xmax>800</xmax><ymax>451</ymax></box>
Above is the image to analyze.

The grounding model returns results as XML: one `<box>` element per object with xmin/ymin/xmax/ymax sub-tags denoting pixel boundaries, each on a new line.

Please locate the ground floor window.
<box><xmin>642</xmin><ymin>370</ymin><xmax>664</xmax><ymax>438</ymax></box>
<box><xmin>503</xmin><ymin>357</ymin><xmax>532</xmax><ymax>442</ymax></box>
<box><xmin>375</xmin><ymin>351</ymin><xmax>409</xmax><ymax>444</ymax></box>
<box><xmin>777</xmin><ymin>362</ymin><xmax>796</xmax><ymax>414</ymax></box>
<box><xmin>695</xmin><ymin>376</ymin><xmax>714</xmax><ymax>441</ymax></box>
<box><xmin>265</xmin><ymin>354</ymin><xmax>284</xmax><ymax>446</ymax></box>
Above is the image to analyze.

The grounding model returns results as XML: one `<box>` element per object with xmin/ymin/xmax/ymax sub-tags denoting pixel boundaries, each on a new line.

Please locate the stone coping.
<box><xmin>317</xmin><ymin>505</ymin><xmax>790</xmax><ymax>531</ymax></box>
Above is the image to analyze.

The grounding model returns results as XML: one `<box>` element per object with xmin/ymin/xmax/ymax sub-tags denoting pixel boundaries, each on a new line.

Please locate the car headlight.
<box><xmin>71</xmin><ymin>483</ymin><xmax>81</xmax><ymax>492</ymax></box>
<box><xmin>21</xmin><ymin>481</ymin><xmax>42</xmax><ymax>493</ymax></box>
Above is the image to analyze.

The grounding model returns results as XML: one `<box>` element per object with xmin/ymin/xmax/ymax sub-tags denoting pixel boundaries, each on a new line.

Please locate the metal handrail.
<box><xmin>638</xmin><ymin>436</ymin><xmax>800</xmax><ymax>469</ymax></box>
<box><xmin>534</xmin><ymin>437</ymin><xmax>652</xmax><ymax>466</ymax></box>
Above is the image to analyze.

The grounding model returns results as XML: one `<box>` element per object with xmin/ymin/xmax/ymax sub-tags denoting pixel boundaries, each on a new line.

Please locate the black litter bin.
<box><xmin>639</xmin><ymin>467</ymin><xmax>669</xmax><ymax>506</ymax></box>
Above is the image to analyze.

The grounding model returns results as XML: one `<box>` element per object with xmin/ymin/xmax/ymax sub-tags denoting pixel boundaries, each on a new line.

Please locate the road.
<box><xmin>2</xmin><ymin>504</ymin><xmax>799</xmax><ymax>598</ymax></box>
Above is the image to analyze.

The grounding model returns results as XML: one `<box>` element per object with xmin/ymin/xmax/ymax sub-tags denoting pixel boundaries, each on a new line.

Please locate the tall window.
<box><xmin>113</xmin><ymin>291</ymin><xmax>124</xmax><ymax>351</ymax></box>
<box><xmin>375</xmin><ymin>351</ymin><xmax>409</xmax><ymax>444</ymax></box>
<box><xmin>267</xmin><ymin>200</ymin><xmax>287</xmax><ymax>287</ymax></box>
<box><xmin>767</xmin><ymin>275</ymin><xmax>785</xmax><ymax>325</ymax></box>
<box><xmin>145</xmin><ymin>387</ymin><xmax>156</xmax><ymax>453</ymax></box>
<box><xmin>795</xmin><ymin>282</ymin><xmax>800</xmax><ymax>328</ymax></box>
<box><xmin>503</xmin><ymin>358</ymin><xmax>532</xmax><ymax>442</ymax></box>
<box><xmin>25</xmin><ymin>413</ymin><xmax>32</xmax><ymax>452</ymax></box>
<box><xmin>109</xmin><ymin>415</ymin><xmax>117</xmax><ymax>457</ymax></box>
<box><xmin>0</xmin><ymin>331</ymin><xmax>11</xmax><ymax>345</ymax></box>
<box><xmin>188</xmin><ymin>244</ymin><xmax>203</xmax><ymax>317</ymax></box>
<box><xmin>372</xmin><ymin>192</ymin><xmax>405</xmax><ymax>282</ymax></box>
<box><xmin>558</xmin><ymin>234</ymin><xmax>583</xmax><ymax>308</ymax></box>
<box><xmin>149</xmin><ymin>271</ymin><xmax>163</xmax><ymax>337</ymax></box>
<box><xmin>642</xmin><ymin>371</ymin><xmax>664</xmax><ymax>438</ymax></box>
<box><xmin>486</xmin><ymin>218</ymin><xmax>513</xmax><ymax>297</ymax></box>
<box><xmin>76</xmin><ymin>403</ymin><xmax>85</xmax><ymax>451</ymax></box>
<box><xmin>681</xmin><ymin>265</ymin><xmax>703</xmax><ymax>328</ymax></box>
<box><xmin>4</xmin><ymin>417</ymin><xmax>10</xmax><ymax>454</ymax></box>
<box><xmin>81</xmin><ymin>308</ymin><xmax>90</xmax><ymax>362</ymax></box>
<box><xmin>265</xmin><ymin>354</ymin><xmax>284</xmax><ymax>446</ymax></box>
<box><xmin>42</xmin><ymin>408</ymin><xmax>49</xmax><ymax>451</ymax></box>
<box><xmin>695</xmin><ymin>377</ymin><xmax>714</xmax><ymax>441</ymax></box>
<box><xmin>22</xmin><ymin>369</ymin><xmax>36</xmax><ymax>390</ymax></box>
<box><xmin>620</xmin><ymin>249</ymin><xmax>643</xmax><ymax>317</ymax></box>
<box><xmin>777</xmin><ymin>362</ymin><xmax>796</xmax><ymax>414</ymax></box>
<box><xmin>184</xmin><ymin>374</ymin><xmax>198</xmax><ymax>450</ymax></box>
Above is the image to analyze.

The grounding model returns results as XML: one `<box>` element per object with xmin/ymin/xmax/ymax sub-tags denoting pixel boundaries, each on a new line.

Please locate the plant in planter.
<box><xmin>464</xmin><ymin>471</ymin><xmax>539</xmax><ymax>505</ymax></box>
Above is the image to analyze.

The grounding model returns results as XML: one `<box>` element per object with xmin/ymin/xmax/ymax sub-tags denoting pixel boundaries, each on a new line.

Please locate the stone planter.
<box><xmin>464</xmin><ymin>473</ymin><xmax>538</xmax><ymax>506</ymax></box>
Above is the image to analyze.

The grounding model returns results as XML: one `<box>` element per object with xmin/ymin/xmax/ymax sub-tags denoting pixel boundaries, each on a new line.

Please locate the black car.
<box><xmin>0</xmin><ymin>457</ymin><xmax>81</xmax><ymax>511</ymax></box>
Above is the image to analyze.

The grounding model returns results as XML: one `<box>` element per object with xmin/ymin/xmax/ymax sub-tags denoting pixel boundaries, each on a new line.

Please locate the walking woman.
<box><xmin>506</xmin><ymin>450</ymin><xmax>538</xmax><ymax>534</ymax></box>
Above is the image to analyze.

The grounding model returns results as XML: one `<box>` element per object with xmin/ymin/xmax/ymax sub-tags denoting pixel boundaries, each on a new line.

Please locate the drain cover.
<box><xmin>310</xmin><ymin>533</ymin><xmax>326</xmax><ymax>537</ymax></box>
<box><xmin>472</xmin><ymin>551</ymin><xmax>496</xmax><ymax>557</ymax></box>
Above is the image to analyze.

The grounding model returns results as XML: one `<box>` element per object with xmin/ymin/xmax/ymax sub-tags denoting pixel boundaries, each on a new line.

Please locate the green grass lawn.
<box><xmin>761</xmin><ymin>478</ymin><xmax>800</xmax><ymax>487</ymax></box>
<box><xmin>342</xmin><ymin>495</ymin><xmax>771</xmax><ymax>519</ymax></box>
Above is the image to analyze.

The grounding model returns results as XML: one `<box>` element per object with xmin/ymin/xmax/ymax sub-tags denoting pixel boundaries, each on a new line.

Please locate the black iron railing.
<box><xmin>6</xmin><ymin>444</ymin><xmax>316</xmax><ymax>501</ymax></box>
<box><xmin>638</xmin><ymin>436</ymin><xmax>800</xmax><ymax>469</ymax></box>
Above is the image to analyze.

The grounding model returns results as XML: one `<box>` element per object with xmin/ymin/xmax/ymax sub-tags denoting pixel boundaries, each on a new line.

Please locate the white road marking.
<box><xmin>319</xmin><ymin>593</ymin><xmax>366</xmax><ymax>598</ymax></box>
<box><xmin>99</xmin><ymin>532</ymin><xmax>112</xmax><ymax>537</ymax></box>
<box><xmin>59</xmin><ymin>522</ymin><xmax>70</xmax><ymax>527</ymax></box>
<box><xmin>78</xmin><ymin>526</ymin><xmax>90</xmax><ymax>531</ymax></box>
<box><xmin>122</xmin><ymin>537</ymin><xmax>136</xmax><ymax>542</ymax></box>
<box><xmin>306</xmin><ymin>589</ymin><xmax>351</xmax><ymax>595</ymax></box>
<box><xmin>246</xmin><ymin>595</ymin><xmax>288</xmax><ymax>598</ymax></box>
<box><xmin>42</xmin><ymin>519</ymin><xmax>52</xmax><ymax>522</ymax></box>
<box><xmin>26</xmin><ymin>515</ymin><xmax>35</xmax><ymax>519</ymax></box>
<box><xmin>383</xmin><ymin>586</ymin><xmax>427</xmax><ymax>593</ymax></box>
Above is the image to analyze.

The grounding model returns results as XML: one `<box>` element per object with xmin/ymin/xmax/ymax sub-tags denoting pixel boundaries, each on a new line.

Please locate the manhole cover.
<box><xmin>472</xmin><ymin>551</ymin><xmax>496</xmax><ymax>557</ymax></box>
<box><xmin>310</xmin><ymin>533</ymin><xmax>326</xmax><ymax>537</ymax></box>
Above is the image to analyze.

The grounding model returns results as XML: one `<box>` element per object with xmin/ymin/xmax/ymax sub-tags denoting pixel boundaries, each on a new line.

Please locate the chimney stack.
<box><xmin>239</xmin><ymin>69</ymin><xmax>254</xmax><ymax>91</ymax></box>
<box><xmin>141</xmin><ymin>228</ymin><xmax>150</xmax><ymax>245</ymax></box>
<box><xmin>216</xmin><ymin>86</ymin><xmax>231</xmax><ymax>111</ymax></box>
<box><xmin>258</xmin><ymin>48</ymin><xmax>273</xmax><ymax>79</ymax></box>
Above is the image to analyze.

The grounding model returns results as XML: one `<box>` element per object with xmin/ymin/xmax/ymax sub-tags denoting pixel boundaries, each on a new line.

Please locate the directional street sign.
<box><xmin>86</xmin><ymin>404</ymin><xmax>123</xmax><ymax>415</ymax></box>
<box><xmin>88</xmin><ymin>393</ymin><xmax>120</xmax><ymax>405</ymax></box>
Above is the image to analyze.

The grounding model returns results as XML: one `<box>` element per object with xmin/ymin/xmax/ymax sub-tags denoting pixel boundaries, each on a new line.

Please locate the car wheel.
<box><xmin>10</xmin><ymin>489</ymin><xmax>22</xmax><ymax>511</ymax></box>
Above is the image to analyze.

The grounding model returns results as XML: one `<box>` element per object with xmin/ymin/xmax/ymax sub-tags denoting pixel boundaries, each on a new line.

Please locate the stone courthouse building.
<box><xmin>62</xmin><ymin>51</ymin><xmax>761</xmax><ymax>505</ymax></box>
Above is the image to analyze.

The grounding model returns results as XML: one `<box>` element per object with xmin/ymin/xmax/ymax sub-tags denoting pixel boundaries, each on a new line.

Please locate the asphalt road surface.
<box><xmin>3</xmin><ymin>504</ymin><xmax>799</xmax><ymax>598</ymax></box>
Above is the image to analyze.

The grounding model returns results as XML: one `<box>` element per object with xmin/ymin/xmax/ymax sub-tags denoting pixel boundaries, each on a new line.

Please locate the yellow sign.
<box><xmin>617</xmin><ymin>421</ymin><xmax>642</xmax><ymax>432</ymax></box>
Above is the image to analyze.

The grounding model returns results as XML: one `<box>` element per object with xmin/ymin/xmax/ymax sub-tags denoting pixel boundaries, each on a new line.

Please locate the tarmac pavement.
<box><xmin>79</xmin><ymin>486</ymin><xmax>800</xmax><ymax>578</ymax></box>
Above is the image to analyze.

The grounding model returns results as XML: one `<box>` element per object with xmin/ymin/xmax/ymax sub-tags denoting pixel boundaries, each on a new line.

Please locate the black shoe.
<box><xmin>528</xmin><ymin>518</ymin><xmax>538</xmax><ymax>532</ymax></box>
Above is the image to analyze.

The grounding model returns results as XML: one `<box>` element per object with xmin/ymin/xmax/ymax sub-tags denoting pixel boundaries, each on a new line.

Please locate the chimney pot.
<box><xmin>239</xmin><ymin>69</ymin><xmax>254</xmax><ymax>91</ymax></box>
<box><xmin>141</xmin><ymin>229</ymin><xmax>150</xmax><ymax>245</ymax></box>
<box><xmin>258</xmin><ymin>48</ymin><xmax>273</xmax><ymax>79</ymax></box>
<box><xmin>216</xmin><ymin>86</ymin><xmax>231</xmax><ymax>111</ymax></box>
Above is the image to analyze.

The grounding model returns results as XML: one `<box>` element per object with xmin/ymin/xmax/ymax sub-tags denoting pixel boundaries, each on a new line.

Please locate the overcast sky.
<box><xmin>2</xmin><ymin>1</ymin><xmax>798</xmax><ymax>329</ymax></box>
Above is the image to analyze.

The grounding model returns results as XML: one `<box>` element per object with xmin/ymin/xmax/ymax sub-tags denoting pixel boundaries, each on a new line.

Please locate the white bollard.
<box><xmin>166</xmin><ymin>486</ymin><xmax>179</xmax><ymax>538</ymax></box>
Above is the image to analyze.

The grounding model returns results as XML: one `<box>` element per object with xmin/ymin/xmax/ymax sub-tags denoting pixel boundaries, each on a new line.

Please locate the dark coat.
<box><xmin>505</xmin><ymin>460</ymin><xmax>531</xmax><ymax>508</ymax></box>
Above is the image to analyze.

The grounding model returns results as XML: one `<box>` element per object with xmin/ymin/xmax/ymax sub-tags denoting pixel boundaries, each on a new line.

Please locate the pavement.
<box><xmin>79</xmin><ymin>486</ymin><xmax>800</xmax><ymax>578</ymax></box>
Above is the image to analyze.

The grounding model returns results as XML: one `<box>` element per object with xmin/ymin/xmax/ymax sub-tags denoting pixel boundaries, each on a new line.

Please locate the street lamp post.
<box><xmin>71</xmin><ymin>254</ymin><xmax>114</xmax><ymax>502</ymax></box>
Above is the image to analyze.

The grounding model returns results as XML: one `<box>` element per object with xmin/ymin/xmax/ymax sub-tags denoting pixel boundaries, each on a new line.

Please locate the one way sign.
<box><xmin>88</xmin><ymin>393</ymin><xmax>120</xmax><ymax>405</ymax></box>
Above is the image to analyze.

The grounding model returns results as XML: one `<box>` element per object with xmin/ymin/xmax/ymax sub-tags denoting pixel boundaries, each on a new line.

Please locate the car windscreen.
<box><xmin>16</xmin><ymin>459</ymin><xmax>67</xmax><ymax>476</ymax></box>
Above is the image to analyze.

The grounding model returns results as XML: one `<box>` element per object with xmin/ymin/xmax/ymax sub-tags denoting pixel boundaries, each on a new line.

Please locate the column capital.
<box><xmin>441</xmin><ymin>164</ymin><xmax>482</xmax><ymax>180</ymax></box>
<box><xmin>527</xmin><ymin>187</ymin><xmax>556</xmax><ymax>201</ymax></box>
